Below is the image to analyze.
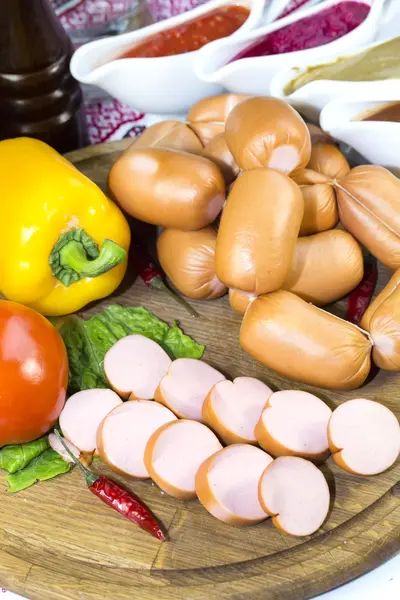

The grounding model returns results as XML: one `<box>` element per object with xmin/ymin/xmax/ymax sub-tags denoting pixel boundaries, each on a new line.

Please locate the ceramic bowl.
<box><xmin>320</xmin><ymin>90</ymin><xmax>400</xmax><ymax>176</ymax></box>
<box><xmin>70</xmin><ymin>0</ymin><xmax>265</xmax><ymax>114</ymax></box>
<box><xmin>270</xmin><ymin>35</ymin><xmax>400</xmax><ymax>121</ymax></box>
<box><xmin>193</xmin><ymin>0</ymin><xmax>384</xmax><ymax>97</ymax></box>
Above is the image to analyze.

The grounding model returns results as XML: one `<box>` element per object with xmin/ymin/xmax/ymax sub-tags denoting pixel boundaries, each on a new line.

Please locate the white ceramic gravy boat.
<box><xmin>70</xmin><ymin>0</ymin><xmax>265</xmax><ymax>114</ymax></box>
<box><xmin>194</xmin><ymin>0</ymin><xmax>385</xmax><ymax>96</ymax></box>
<box><xmin>270</xmin><ymin>34</ymin><xmax>400</xmax><ymax>121</ymax></box>
<box><xmin>320</xmin><ymin>91</ymin><xmax>400</xmax><ymax>176</ymax></box>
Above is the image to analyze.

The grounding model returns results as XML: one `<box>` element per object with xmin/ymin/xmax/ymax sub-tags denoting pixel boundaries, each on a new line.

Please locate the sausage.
<box><xmin>361</xmin><ymin>268</ymin><xmax>400</xmax><ymax>330</ymax></box>
<box><xmin>298</xmin><ymin>183</ymin><xmax>338</xmax><ymax>236</ymax></box>
<box><xmin>202</xmin><ymin>377</ymin><xmax>273</xmax><ymax>445</ymax></box>
<box><xmin>104</xmin><ymin>334</ymin><xmax>172</xmax><ymax>400</ymax></box>
<box><xmin>307</xmin><ymin>143</ymin><xmax>350</xmax><ymax>180</ymax></box>
<box><xmin>225</xmin><ymin>97</ymin><xmax>311</xmax><ymax>175</ymax></box>
<box><xmin>240</xmin><ymin>290</ymin><xmax>372</xmax><ymax>390</ymax></box>
<box><xmin>126</xmin><ymin>120</ymin><xmax>203</xmax><ymax>154</ymax></box>
<box><xmin>59</xmin><ymin>389</ymin><xmax>122</xmax><ymax>454</ymax></box>
<box><xmin>229</xmin><ymin>289</ymin><xmax>255</xmax><ymax>315</ymax></box>
<box><xmin>255</xmin><ymin>390</ymin><xmax>332</xmax><ymax>463</ymax></box>
<box><xmin>109</xmin><ymin>147</ymin><xmax>225</xmax><ymax>230</ymax></box>
<box><xmin>187</xmin><ymin>94</ymin><xmax>249</xmax><ymax>146</ymax></box>
<box><xmin>328</xmin><ymin>399</ymin><xmax>400</xmax><ymax>475</ymax></box>
<box><xmin>306</xmin><ymin>123</ymin><xmax>334</xmax><ymax>146</ymax></box>
<box><xmin>144</xmin><ymin>419</ymin><xmax>222</xmax><ymax>499</ymax></box>
<box><xmin>282</xmin><ymin>230</ymin><xmax>364</xmax><ymax>306</ymax></box>
<box><xmin>361</xmin><ymin>270</ymin><xmax>400</xmax><ymax>369</ymax></box>
<box><xmin>188</xmin><ymin>122</ymin><xmax>225</xmax><ymax>147</ymax></box>
<box><xmin>335</xmin><ymin>165</ymin><xmax>400</xmax><ymax>269</ymax></box>
<box><xmin>215</xmin><ymin>169</ymin><xmax>304</xmax><ymax>294</ymax></box>
<box><xmin>156</xmin><ymin>227</ymin><xmax>227</xmax><ymax>300</ymax></box>
<box><xmin>97</xmin><ymin>400</ymin><xmax>177</xmax><ymax>478</ymax></box>
<box><xmin>258</xmin><ymin>456</ymin><xmax>330</xmax><ymax>536</ymax></box>
<box><xmin>202</xmin><ymin>133</ymin><xmax>239</xmax><ymax>185</ymax></box>
<box><xmin>195</xmin><ymin>444</ymin><xmax>273</xmax><ymax>525</ymax></box>
<box><xmin>187</xmin><ymin>93</ymin><xmax>249</xmax><ymax>124</ymax></box>
<box><xmin>155</xmin><ymin>358</ymin><xmax>226</xmax><ymax>421</ymax></box>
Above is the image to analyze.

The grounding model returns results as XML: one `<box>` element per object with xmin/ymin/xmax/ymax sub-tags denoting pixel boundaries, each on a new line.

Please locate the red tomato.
<box><xmin>0</xmin><ymin>300</ymin><xmax>68</xmax><ymax>446</ymax></box>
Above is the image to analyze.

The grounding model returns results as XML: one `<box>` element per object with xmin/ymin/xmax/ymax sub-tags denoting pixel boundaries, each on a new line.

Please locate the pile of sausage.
<box><xmin>53</xmin><ymin>334</ymin><xmax>400</xmax><ymax>536</ymax></box>
<box><xmin>109</xmin><ymin>94</ymin><xmax>400</xmax><ymax>391</ymax></box>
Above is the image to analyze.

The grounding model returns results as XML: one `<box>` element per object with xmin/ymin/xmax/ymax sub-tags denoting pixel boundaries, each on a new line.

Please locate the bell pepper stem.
<box><xmin>49</xmin><ymin>228</ymin><xmax>126</xmax><ymax>287</ymax></box>
<box><xmin>60</xmin><ymin>240</ymin><xmax>126</xmax><ymax>278</ymax></box>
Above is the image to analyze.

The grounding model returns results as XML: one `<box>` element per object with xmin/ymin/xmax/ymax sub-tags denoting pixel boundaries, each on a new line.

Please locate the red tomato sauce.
<box><xmin>231</xmin><ymin>1</ymin><xmax>369</xmax><ymax>61</ymax></box>
<box><xmin>118</xmin><ymin>5</ymin><xmax>250</xmax><ymax>59</ymax></box>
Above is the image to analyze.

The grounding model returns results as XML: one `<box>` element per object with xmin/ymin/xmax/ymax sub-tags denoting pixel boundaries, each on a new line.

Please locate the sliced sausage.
<box><xmin>126</xmin><ymin>120</ymin><xmax>203</xmax><ymax>154</ymax></box>
<box><xmin>155</xmin><ymin>358</ymin><xmax>225</xmax><ymax>421</ymax></box>
<box><xmin>104</xmin><ymin>334</ymin><xmax>172</xmax><ymax>400</ymax></box>
<box><xmin>229</xmin><ymin>289</ymin><xmax>255</xmax><ymax>315</ymax></box>
<box><xmin>109</xmin><ymin>147</ymin><xmax>225</xmax><ymax>230</ymax></box>
<box><xmin>328</xmin><ymin>399</ymin><xmax>400</xmax><ymax>475</ymax></box>
<box><xmin>255</xmin><ymin>390</ymin><xmax>332</xmax><ymax>463</ymax></box>
<box><xmin>298</xmin><ymin>184</ymin><xmax>338</xmax><ymax>236</ymax></box>
<box><xmin>203</xmin><ymin>377</ymin><xmax>272</xmax><ymax>445</ymax></box>
<box><xmin>59</xmin><ymin>389</ymin><xmax>122</xmax><ymax>454</ymax></box>
<box><xmin>282</xmin><ymin>230</ymin><xmax>364</xmax><ymax>306</ymax></box>
<box><xmin>258</xmin><ymin>456</ymin><xmax>330</xmax><ymax>536</ymax></box>
<box><xmin>98</xmin><ymin>400</ymin><xmax>177</xmax><ymax>478</ymax></box>
<box><xmin>335</xmin><ymin>165</ymin><xmax>400</xmax><ymax>270</ymax></box>
<box><xmin>202</xmin><ymin>133</ymin><xmax>239</xmax><ymax>185</ymax></box>
<box><xmin>156</xmin><ymin>227</ymin><xmax>227</xmax><ymax>300</ymax></box>
<box><xmin>215</xmin><ymin>169</ymin><xmax>304</xmax><ymax>294</ymax></box>
<box><xmin>361</xmin><ymin>268</ymin><xmax>400</xmax><ymax>331</ymax></box>
<box><xmin>195</xmin><ymin>444</ymin><xmax>273</xmax><ymax>525</ymax></box>
<box><xmin>48</xmin><ymin>432</ymin><xmax>80</xmax><ymax>463</ymax></box>
<box><xmin>240</xmin><ymin>290</ymin><xmax>372</xmax><ymax>390</ymax></box>
<box><xmin>225</xmin><ymin>97</ymin><xmax>311</xmax><ymax>175</ymax></box>
<box><xmin>307</xmin><ymin>143</ymin><xmax>350</xmax><ymax>180</ymax></box>
<box><xmin>144</xmin><ymin>420</ymin><xmax>222</xmax><ymax>499</ymax></box>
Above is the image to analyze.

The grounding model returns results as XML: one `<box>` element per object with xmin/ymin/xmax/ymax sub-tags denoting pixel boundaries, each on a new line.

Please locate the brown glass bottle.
<box><xmin>0</xmin><ymin>0</ymin><xmax>89</xmax><ymax>153</ymax></box>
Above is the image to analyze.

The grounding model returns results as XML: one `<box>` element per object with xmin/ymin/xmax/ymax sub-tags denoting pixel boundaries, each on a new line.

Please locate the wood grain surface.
<box><xmin>1</xmin><ymin>140</ymin><xmax>399</xmax><ymax>600</ymax></box>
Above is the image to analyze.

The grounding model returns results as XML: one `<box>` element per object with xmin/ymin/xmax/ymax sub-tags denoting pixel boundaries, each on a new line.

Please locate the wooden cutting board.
<box><xmin>1</xmin><ymin>140</ymin><xmax>399</xmax><ymax>600</ymax></box>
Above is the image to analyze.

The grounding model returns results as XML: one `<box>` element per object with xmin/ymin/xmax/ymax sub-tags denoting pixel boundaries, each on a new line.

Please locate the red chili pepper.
<box><xmin>346</xmin><ymin>256</ymin><xmax>378</xmax><ymax>326</ymax></box>
<box><xmin>132</xmin><ymin>241</ymin><xmax>199</xmax><ymax>318</ymax></box>
<box><xmin>55</xmin><ymin>431</ymin><xmax>166</xmax><ymax>542</ymax></box>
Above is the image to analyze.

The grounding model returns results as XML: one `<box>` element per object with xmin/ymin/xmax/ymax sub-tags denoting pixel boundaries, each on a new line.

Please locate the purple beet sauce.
<box><xmin>230</xmin><ymin>1</ymin><xmax>370</xmax><ymax>61</ymax></box>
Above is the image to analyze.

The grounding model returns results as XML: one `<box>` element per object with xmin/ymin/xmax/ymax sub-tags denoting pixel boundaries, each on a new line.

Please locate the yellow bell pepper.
<box><xmin>0</xmin><ymin>137</ymin><xmax>131</xmax><ymax>316</ymax></box>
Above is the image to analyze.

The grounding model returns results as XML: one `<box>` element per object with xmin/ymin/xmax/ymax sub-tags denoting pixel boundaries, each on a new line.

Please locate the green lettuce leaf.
<box><xmin>6</xmin><ymin>449</ymin><xmax>71</xmax><ymax>493</ymax></box>
<box><xmin>0</xmin><ymin>437</ymin><xmax>49</xmax><ymax>474</ymax></box>
<box><xmin>55</xmin><ymin>304</ymin><xmax>204</xmax><ymax>394</ymax></box>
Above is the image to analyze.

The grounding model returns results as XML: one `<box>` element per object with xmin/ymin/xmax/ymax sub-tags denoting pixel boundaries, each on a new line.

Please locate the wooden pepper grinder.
<box><xmin>0</xmin><ymin>0</ymin><xmax>89</xmax><ymax>153</ymax></box>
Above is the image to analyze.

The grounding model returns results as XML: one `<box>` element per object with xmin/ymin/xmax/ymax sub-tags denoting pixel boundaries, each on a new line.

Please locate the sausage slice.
<box><xmin>255</xmin><ymin>390</ymin><xmax>332</xmax><ymax>463</ymax></box>
<box><xmin>328</xmin><ymin>399</ymin><xmax>400</xmax><ymax>476</ymax></box>
<box><xmin>59</xmin><ymin>389</ymin><xmax>122</xmax><ymax>454</ymax></box>
<box><xmin>104</xmin><ymin>334</ymin><xmax>172</xmax><ymax>400</ymax></box>
<box><xmin>196</xmin><ymin>444</ymin><xmax>273</xmax><ymax>525</ymax></box>
<box><xmin>259</xmin><ymin>456</ymin><xmax>330</xmax><ymax>536</ymax></box>
<box><xmin>144</xmin><ymin>420</ymin><xmax>222</xmax><ymax>499</ymax></box>
<box><xmin>98</xmin><ymin>400</ymin><xmax>177</xmax><ymax>478</ymax></box>
<box><xmin>203</xmin><ymin>377</ymin><xmax>272</xmax><ymax>445</ymax></box>
<box><xmin>155</xmin><ymin>358</ymin><xmax>226</xmax><ymax>420</ymax></box>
